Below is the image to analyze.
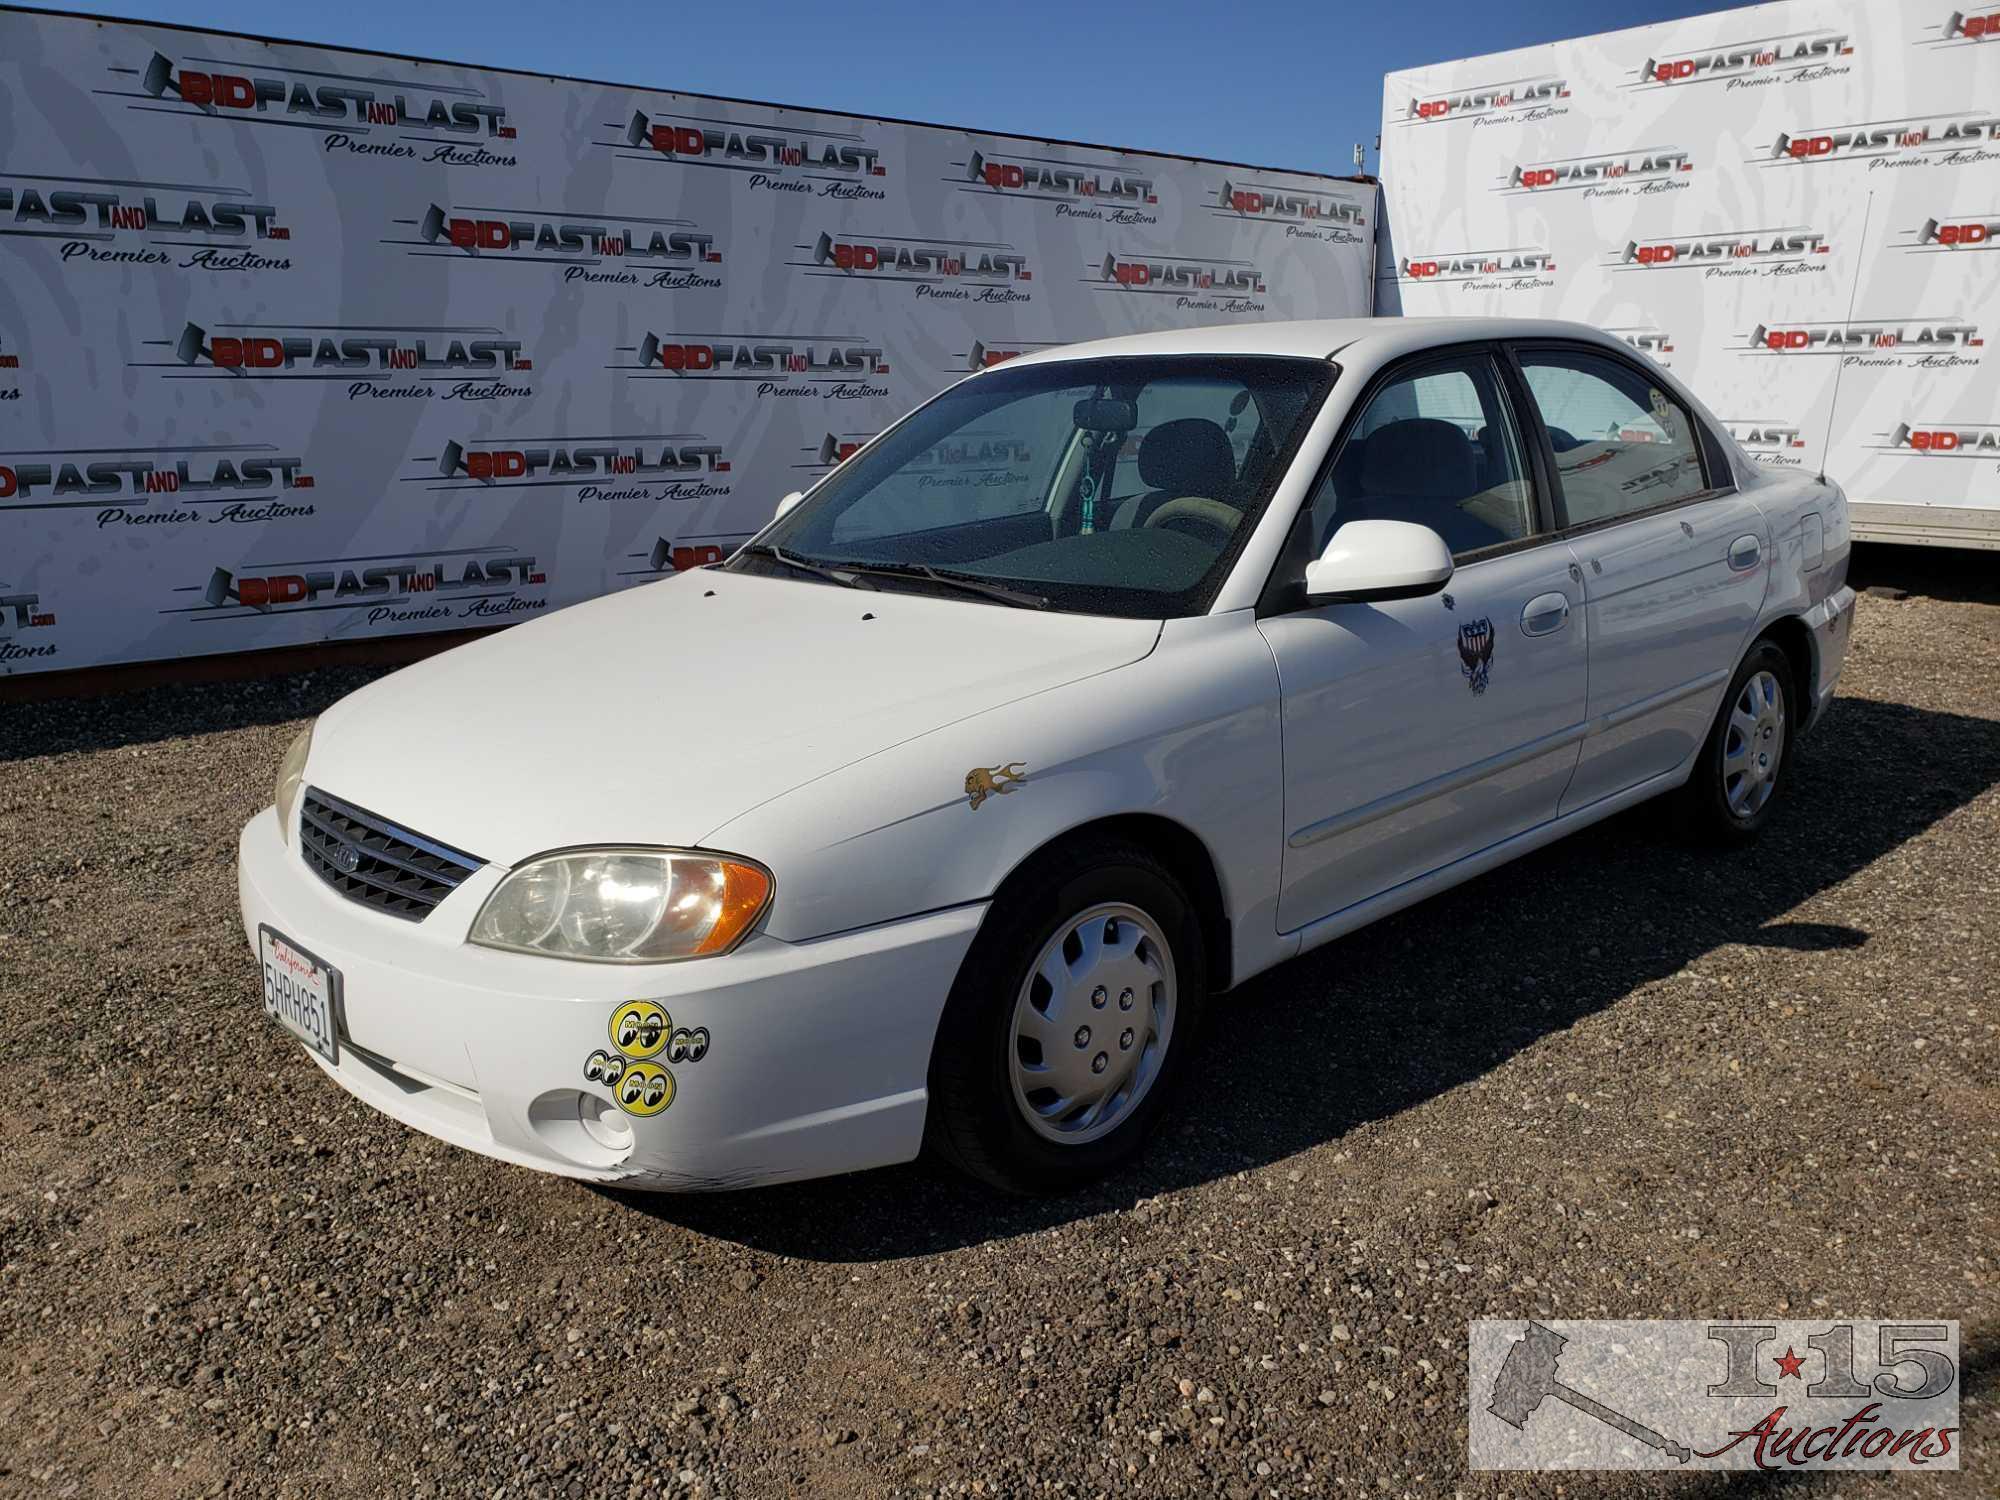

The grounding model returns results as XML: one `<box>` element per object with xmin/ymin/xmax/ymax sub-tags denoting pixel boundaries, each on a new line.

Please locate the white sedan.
<box><xmin>238</xmin><ymin>316</ymin><xmax>1854</xmax><ymax>1193</ymax></box>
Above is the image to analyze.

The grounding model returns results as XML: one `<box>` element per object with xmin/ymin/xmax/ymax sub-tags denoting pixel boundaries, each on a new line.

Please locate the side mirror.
<box><xmin>1304</xmin><ymin>519</ymin><xmax>1454</xmax><ymax>603</ymax></box>
<box><xmin>774</xmin><ymin>490</ymin><xmax>805</xmax><ymax>521</ymax></box>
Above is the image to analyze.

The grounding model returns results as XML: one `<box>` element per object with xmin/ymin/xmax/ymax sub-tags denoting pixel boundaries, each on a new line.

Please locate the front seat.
<box><xmin>1110</xmin><ymin>417</ymin><xmax>1237</xmax><ymax>530</ymax></box>
<box><xmin>1341</xmin><ymin>417</ymin><xmax>1503</xmax><ymax>553</ymax></box>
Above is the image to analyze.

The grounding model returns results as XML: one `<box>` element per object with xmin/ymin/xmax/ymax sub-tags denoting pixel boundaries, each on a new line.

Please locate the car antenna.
<box><xmin>1816</xmin><ymin>191</ymin><xmax>1872</xmax><ymax>488</ymax></box>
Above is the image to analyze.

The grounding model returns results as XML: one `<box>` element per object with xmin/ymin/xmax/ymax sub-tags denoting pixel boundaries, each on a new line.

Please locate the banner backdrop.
<box><xmin>1377</xmin><ymin>0</ymin><xmax>1999</xmax><ymax>543</ymax></box>
<box><xmin>0</xmin><ymin>8</ymin><xmax>1375</xmax><ymax>676</ymax></box>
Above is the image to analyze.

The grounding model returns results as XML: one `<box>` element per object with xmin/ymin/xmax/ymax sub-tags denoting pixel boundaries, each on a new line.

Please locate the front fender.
<box><xmin>704</xmin><ymin>612</ymin><xmax>1290</xmax><ymax>981</ymax></box>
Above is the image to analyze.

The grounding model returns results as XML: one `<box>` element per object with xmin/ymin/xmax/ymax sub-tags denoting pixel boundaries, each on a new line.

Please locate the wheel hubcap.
<box><xmin>1722</xmin><ymin>669</ymin><xmax>1786</xmax><ymax>818</ymax></box>
<box><xmin>1008</xmin><ymin>901</ymin><xmax>1176</xmax><ymax>1145</ymax></box>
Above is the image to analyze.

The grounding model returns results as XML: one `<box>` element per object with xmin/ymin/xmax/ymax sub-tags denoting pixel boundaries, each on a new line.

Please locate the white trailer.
<box><xmin>1376</xmin><ymin>0</ymin><xmax>2000</xmax><ymax>549</ymax></box>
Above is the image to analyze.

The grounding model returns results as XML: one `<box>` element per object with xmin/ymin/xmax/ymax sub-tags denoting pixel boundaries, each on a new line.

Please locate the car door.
<box><xmin>1256</xmin><ymin>347</ymin><xmax>1589</xmax><ymax>934</ymax></box>
<box><xmin>1506</xmin><ymin>342</ymin><xmax>1770</xmax><ymax>815</ymax></box>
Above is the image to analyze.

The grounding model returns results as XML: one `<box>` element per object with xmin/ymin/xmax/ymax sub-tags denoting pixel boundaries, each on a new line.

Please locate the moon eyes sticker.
<box><xmin>615</xmin><ymin>1062</ymin><xmax>675</xmax><ymax>1117</ymax></box>
<box><xmin>610</xmin><ymin>1001</ymin><xmax>670</xmax><ymax>1058</ymax></box>
<box><xmin>587</xmin><ymin>1004</ymin><xmax>711</xmax><ymax>1116</ymax></box>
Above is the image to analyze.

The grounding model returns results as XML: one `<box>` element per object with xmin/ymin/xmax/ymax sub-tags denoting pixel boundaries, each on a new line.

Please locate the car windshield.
<box><xmin>734</xmin><ymin>354</ymin><xmax>1335</xmax><ymax>617</ymax></box>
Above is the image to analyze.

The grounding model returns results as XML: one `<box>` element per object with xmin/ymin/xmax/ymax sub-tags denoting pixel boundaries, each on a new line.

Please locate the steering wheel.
<box><xmin>1142</xmin><ymin>496</ymin><xmax>1240</xmax><ymax>549</ymax></box>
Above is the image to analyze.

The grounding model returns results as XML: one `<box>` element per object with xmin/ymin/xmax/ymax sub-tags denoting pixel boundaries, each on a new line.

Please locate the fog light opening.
<box><xmin>578</xmin><ymin>1091</ymin><xmax>634</xmax><ymax>1153</ymax></box>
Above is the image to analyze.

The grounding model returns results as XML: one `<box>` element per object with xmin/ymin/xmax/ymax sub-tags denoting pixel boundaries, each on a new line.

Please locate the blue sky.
<box><xmin>18</xmin><ymin>0</ymin><xmax>1753</xmax><ymax>175</ymax></box>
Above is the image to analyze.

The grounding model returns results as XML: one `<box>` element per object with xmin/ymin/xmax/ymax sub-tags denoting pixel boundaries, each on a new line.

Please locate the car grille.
<box><xmin>298</xmin><ymin>788</ymin><xmax>484</xmax><ymax>922</ymax></box>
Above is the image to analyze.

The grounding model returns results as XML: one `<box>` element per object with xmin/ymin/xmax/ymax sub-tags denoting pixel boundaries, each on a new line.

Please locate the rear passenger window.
<box><xmin>1515</xmin><ymin>350</ymin><xmax>1708</xmax><ymax>527</ymax></box>
<box><xmin>1304</xmin><ymin>354</ymin><xmax>1536</xmax><ymax>558</ymax></box>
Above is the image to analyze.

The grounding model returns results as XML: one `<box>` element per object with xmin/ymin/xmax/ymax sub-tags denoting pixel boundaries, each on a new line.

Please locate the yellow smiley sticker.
<box><xmin>614</xmin><ymin>1061</ymin><xmax>675</xmax><ymax>1117</ymax></box>
<box><xmin>609</xmin><ymin>1001</ymin><xmax>670</xmax><ymax>1059</ymax></box>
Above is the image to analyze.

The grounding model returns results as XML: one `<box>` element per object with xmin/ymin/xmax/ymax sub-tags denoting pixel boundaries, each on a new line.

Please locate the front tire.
<box><xmin>1684</xmin><ymin>639</ymin><xmax>1795</xmax><ymax>842</ymax></box>
<box><xmin>926</xmin><ymin>837</ymin><xmax>1207</xmax><ymax>1193</ymax></box>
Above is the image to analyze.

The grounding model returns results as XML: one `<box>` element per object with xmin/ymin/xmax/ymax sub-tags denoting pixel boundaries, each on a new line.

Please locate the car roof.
<box><xmin>1002</xmin><ymin>316</ymin><xmax>1628</xmax><ymax>368</ymax></box>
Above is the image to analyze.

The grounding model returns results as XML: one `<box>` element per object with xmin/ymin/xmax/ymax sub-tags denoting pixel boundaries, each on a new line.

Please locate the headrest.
<box><xmin>1137</xmin><ymin>417</ymin><xmax>1235</xmax><ymax>499</ymax></box>
<box><xmin>1360</xmin><ymin>418</ymin><xmax>1478</xmax><ymax>499</ymax></box>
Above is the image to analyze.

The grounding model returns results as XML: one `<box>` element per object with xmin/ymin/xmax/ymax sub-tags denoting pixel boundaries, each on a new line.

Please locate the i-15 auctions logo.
<box><xmin>0</xmin><ymin>443</ymin><xmax>316</xmax><ymax>530</ymax></box>
<box><xmin>1501</xmin><ymin>148</ymin><xmax>1692</xmax><ymax>195</ymax></box>
<box><xmin>619</xmin><ymin>109</ymin><xmax>886</xmax><ymax>198</ymax></box>
<box><xmin>952</xmin><ymin>149</ymin><xmax>1158</xmax><ymax>224</ymax></box>
<box><xmin>1743</xmin><ymin>319</ymin><xmax>1983</xmax><ymax>366</ymax></box>
<box><xmin>793</xmin><ymin>230</ymin><xmax>1032</xmax><ymax>303</ymax></box>
<box><xmin>1635</xmin><ymin>29</ymin><xmax>1852</xmax><ymax>88</ymax></box>
<box><xmin>1402</xmin><ymin>76</ymin><xmax>1569</xmax><ymax>125</ymax></box>
<box><xmin>423</xmin><ymin>434</ymin><xmax>732</xmax><ymax>505</ymax></box>
<box><xmin>1876</xmin><ymin>420</ymin><xmax>2000</xmax><ymax>456</ymax></box>
<box><xmin>158</xmin><ymin>321</ymin><xmax>533</xmax><ymax>403</ymax></box>
<box><xmin>398</xmin><ymin>202</ymin><xmax>721</xmax><ymax>291</ymax></box>
<box><xmin>128</xmin><ymin>50</ymin><xmax>516</xmax><ymax>165</ymax></box>
<box><xmin>1764</xmin><ymin>113</ymin><xmax>2000</xmax><ymax>166</ymax></box>
<box><xmin>179</xmin><ymin>549</ymin><xmax>549</xmax><ymax>629</ymax></box>
<box><xmin>0</xmin><ymin>171</ymin><xmax>293</xmax><ymax>274</ymax></box>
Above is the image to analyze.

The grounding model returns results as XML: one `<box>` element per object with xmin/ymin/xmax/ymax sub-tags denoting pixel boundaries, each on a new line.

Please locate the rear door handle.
<box><xmin>1520</xmin><ymin>591</ymin><xmax>1571</xmax><ymax>637</ymax></box>
<box><xmin>1728</xmin><ymin>534</ymin><xmax>1761</xmax><ymax>571</ymax></box>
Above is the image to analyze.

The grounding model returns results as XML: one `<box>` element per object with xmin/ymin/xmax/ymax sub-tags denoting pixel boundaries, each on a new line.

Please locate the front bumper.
<box><xmin>237</xmin><ymin>807</ymin><xmax>984</xmax><ymax>1189</ymax></box>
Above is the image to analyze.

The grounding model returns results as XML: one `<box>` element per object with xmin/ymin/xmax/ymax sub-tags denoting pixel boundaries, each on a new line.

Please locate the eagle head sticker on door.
<box><xmin>1458</xmin><ymin>617</ymin><xmax>1496</xmax><ymax>695</ymax></box>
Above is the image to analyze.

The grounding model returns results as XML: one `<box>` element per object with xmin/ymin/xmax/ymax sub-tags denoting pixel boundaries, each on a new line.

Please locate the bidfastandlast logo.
<box><xmin>1908</xmin><ymin>213</ymin><xmax>2000</xmax><ymax>249</ymax></box>
<box><xmin>1092</xmin><ymin>252</ymin><xmax>1268</xmax><ymax>313</ymax></box>
<box><xmin>1722</xmin><ymin>419</ymin><xmax>1811</xmax><ymax>467</ymax></box>
<box><xmin>1877</xmin><ymin>420</ymin><xmax>2000</xmax><ymax>457</ymax></box>
<box><xmin>1397</xmin><ymin>246</ymin><xmax>1557</xmax><ymax>290</ymax></box>
<box><xmin>794</xmin><ymin>230</ymin><xmax>1032</xmax><ymax>304</ymax></box>
<box><xmin>132</xmin><ymin>51</ymin><xmax>517</xmax><ymax>166</ymax></box>
<box><xmin>0</xmin><ymin>443</ymin><xmax>316</xmax><ymax>530</ymax></box>
<box><xmin>1934</xmin><ymin>8</ymin><xmax>2000</xmax><ymax>44</ymax></box>
<box><xmin>163</xmin><ymin>321</ymin><xmax>532</xmax><ymax>403</ymax></box>
<box><xmin>621</xmin><ymin>110</ymin><xmax>886</xmax><ymax>199</ymax></box>
<box><xmin>952</xmin><ymin>149</ymin><xmax>1157</xmax><ymax>225</ymax></box>
<box><xmin>1606</xmin><ymin>327</ymin><xmax>1677</xmax><ymax>365</ymax></box>
<box><xmin>0</xmin><ymin>172</ymin><xmax>293</xmax><ymax>274</ymax></box>
<box><xmin>0</xmin><ymin>585</ymin><xmax>59</xmax><ymax>668</ymax></box>
<box><xmin>403</xmin><ymin>202</ymin><xmax>721</xmax><ymax>291</ymax></box>
<box><xmin>181</xmin><ymin>549</ymin><xmax>549</xmax><ymax>630</ymax></box>
<box><xmin>1636</xmin><ymin>29</ymin><xmax>1852</xmax><ymax>89</ymax></box>
<box><xmin>1501</xmin><ymin>148</ymin><xmax>1692</xmax><ymax>197</ymax></box>
<box><xmin>1764</xmin><ymin>113</ymin><xmax>2000</xmax><ymax>169</ymax></box>
<box><xmin>0</xmin><ymin>335</ymin><xmax>18</xmax><ymax>402</ymax></box>
<box><xmin>1470</xmin><ymin>1320</ymin><xmax>1959</xmax><ymax>1471</ymax></box>
<box><xmin>1742</xmin><ymin>319</ymin><xmax>1983</xmax><ymax>368</ymax></box>
<box><xmin>628</xmin><ymin>332</ymin><xmax>889</xmax><ymax>400</ymax></box>
<box><xmin>1402</xmin><ymin>76</ymin><xmax>1569</xmax><ymax>126</ymax></box>
<box><xmin>425</xmin><ymin>435</ymin><xmax>731</xmax><ymax>505</ymax></box>
<box><xmin>1612</xmin><ymin>227</ymin><xmax>1831</xmax><ymax>280</ymax></box>
<box><xmin>960</xmin><ymin>340</ymin><xmax>1060</xmax><ymax>371</ymax></box>
<box><xmin>1212</xmin><ymin>181</ymin><xmax>1366</xmax><ymax>245</ymax></box>
<box><xmin>794</xmin><ymin>432</ymin><xmax>873</xmax><ymax>476</ymax></box>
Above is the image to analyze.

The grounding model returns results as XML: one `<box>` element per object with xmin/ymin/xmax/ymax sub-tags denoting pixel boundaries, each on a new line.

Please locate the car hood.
<box><xmin>307</xmin><ymin>569</ymin><xmax>1160</xmax><ymax>866</ymax></box>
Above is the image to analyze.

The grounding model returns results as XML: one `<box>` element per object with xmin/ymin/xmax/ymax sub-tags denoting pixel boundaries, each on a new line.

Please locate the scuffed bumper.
<box><xmin>1801</xmin><ymin>584</ymin><xmax>1856</xmax><ymax>733</ymax></box>
<box><xmin>236</xmin><ymin>807</ymin><xmax>983</xmax><ymax>1189</ymax></box>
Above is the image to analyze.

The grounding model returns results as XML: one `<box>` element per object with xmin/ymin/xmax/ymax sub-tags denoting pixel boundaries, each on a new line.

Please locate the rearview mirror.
<box><xmin>1304</xmin><ymin>519</ymin><xmax>1454</xmax><ymax>603</ymax></box>
<box><xmin>1072</xmin><ymin>397</ymin><xmax>1138</xmax><ymax>435</ymax></box>
<box><xmin>774</xmin><ymin>490</ymin><xmax>805</xmax><ymax>521</ymax></box>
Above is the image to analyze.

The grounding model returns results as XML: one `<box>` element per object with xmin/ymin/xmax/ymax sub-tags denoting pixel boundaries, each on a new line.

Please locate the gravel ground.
<box><xmin>1</xmin><ymin>549</ymin><xmax>1995</xmax><ymax>1498</ymax></box>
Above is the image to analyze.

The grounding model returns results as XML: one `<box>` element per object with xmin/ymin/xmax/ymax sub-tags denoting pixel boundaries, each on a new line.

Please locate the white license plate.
<box><xmin>258</xmin><ymin>924</ymin><xmax>341</xmax><ymax>1065</ymax></box>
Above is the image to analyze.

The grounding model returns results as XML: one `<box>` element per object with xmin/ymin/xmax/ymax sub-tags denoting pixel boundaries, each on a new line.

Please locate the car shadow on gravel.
<box><xmin>613</xmin><ymin>693</ymin><xmax>2000</xmax><ymax>1261</ymax></box>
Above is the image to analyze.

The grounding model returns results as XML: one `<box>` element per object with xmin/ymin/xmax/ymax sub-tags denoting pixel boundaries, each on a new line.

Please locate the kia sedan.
<box><xmin>239</xmin><ymin>317</ymin><xmax>1854</xmax><ymax>1192</ymax></box>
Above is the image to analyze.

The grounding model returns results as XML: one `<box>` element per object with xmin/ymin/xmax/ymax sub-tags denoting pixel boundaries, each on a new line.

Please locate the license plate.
<box><xmin>258</xmin><ymin>924</ymin><xmax>341</xmax><ymax>1065</ymax></box>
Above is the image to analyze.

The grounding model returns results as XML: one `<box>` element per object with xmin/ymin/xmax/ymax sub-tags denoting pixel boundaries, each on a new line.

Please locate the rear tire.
<box><xmin>926</xmin><ymin>837</ymin><xmax>1206</xmax><ymax>1193</ymax></box>
<box><xmin>1682</xmin><ymin>639</ymin><xmax>1795</xmax><ymax>843</ymax></box>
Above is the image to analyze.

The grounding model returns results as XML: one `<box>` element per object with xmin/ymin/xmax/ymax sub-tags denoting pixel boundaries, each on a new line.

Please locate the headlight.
<box><xmin>274</xmin><ymin>723</ymin><xmax>313</xmax><ymax>845</ymax></box>
<box><xmin>470</xmin><ymin>848</ymin><xmax>772</xmax><ymax>963</ymax></box>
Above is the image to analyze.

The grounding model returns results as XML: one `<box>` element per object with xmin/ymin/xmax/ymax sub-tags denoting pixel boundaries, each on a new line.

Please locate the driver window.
<box><xmin>1304</xmin><ymin>354</ymin><xmax>1535</xmax><ymax>558</ymax></box>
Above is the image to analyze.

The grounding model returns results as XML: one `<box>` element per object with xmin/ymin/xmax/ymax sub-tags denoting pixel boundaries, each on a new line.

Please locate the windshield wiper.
<box><xmin>833</xmin><ymin>560</ymin><xmax>1050</xmax><ymax>610</ymax></box>
<box><xmin>737</xmin><ymin>542</ymin><xmax>864</xmax><ymax>590</ymax></box>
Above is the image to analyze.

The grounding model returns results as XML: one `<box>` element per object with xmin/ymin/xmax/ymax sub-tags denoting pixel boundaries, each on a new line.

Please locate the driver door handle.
<box><xmin>1520</xmin><ymin>592</ymin><xmax>1572</xmax><ymax>637</ymax></box>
